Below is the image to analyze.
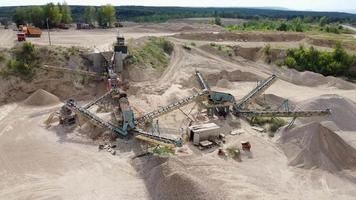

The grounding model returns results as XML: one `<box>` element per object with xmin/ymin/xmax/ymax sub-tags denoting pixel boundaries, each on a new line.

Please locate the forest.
<box><xmin>1</xmin><ymin>5</ymin><xmax>356</xmax><ymax>24</ymax></box>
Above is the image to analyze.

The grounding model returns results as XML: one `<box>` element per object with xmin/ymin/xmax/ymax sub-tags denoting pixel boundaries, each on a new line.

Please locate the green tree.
<box><xmin>277</xmin><ymin>22</ymin><xmax>288</xmax><ymax>31</ymax></box>
<box><xmin>292</xmin><ymin>17</ymin><xmax>304</xmax><ymax>32</ymax></box>
<box><xmin>13</xmin><ymin>7</ymin><xmax>29</xmax><ymax>26</ymax></box>
<box><xmin>214</xmin><ymin>16</ymin><xmax>222</xmax><ymax>26</ymax></box>
<box><xmin>97</xmin><ymin>4</ymin><xmax>116</xmax><ymax>28</ymax></box>
<box><xmin>44</xmin><ymin>3</ymin><xmax>62</xmax><ymax>27</ymax></box>
<box><xmin>60</xmin><ymin>1</ymin><xmax>72</xmax><ymax>24</ymax></box>
<box><xmin>84</xmin><ymin>6</ymin><xmax>96</xmax><ymax>25</ymax></box>
<box><xmin>29</xmin><ymin>6</ymin><xmax>44</xmax><ymax>27</ymax></box>
<box><xmin>319</xmin><ymin>16</ymin><xmax>328</xmax><ymax>27</ymax></box>
<box><xmin>7</xmin><ymin>42</ymin><xmax>39</xmax><ymax>80</ymax></box>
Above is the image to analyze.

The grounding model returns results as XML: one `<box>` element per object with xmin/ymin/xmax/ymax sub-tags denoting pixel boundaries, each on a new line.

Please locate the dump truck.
<box><xmin>17</xmin><ymin>32</ymin><xmax>26</xmax><ymax>41</ymax></box>
<box><xmin>22</xmin><ymin>26</ymin><xmax>42</xmax><ymax>37</ymax></box>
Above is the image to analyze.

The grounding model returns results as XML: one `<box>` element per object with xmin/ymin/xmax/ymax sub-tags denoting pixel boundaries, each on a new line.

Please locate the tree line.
<box><xmin>13</xmin><ymin>2</ymin><xmax>72</xmax><ymax>28</ymax></box>
<box><xmin>283</xmin><ymin>44</ymin><xmax>356</xmax><ymax>78</ymax></box>
<box><xmin>12</xmin><ymin>3</ymin><xmax>117</xmax><ymax>28</ymax></box>
<box><xmin>226</xmin><ymin>16</ymin><xmax>354</xmax><ymax>34</ymax></box>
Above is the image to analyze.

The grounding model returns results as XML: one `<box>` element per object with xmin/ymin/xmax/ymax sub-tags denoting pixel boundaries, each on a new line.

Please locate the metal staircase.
<box><xmin>234</xmin><ymin>74</ymin><xmax>277</xmax><ymax>109</ymax></box>
<box><xmin>134</xmin><ymin>90</ymin><xmax>209</xmax><ymax>125</ymax></box>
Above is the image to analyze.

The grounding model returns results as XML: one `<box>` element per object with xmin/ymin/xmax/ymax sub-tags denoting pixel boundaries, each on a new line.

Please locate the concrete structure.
<box><xmin>188</xmin><ymin>123</ymin><xmax>220</xmax><ymax>145</ymax></box>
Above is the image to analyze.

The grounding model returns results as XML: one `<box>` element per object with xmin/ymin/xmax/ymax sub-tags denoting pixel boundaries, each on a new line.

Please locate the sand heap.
<box><xmin>206</xmin><ymin>70</ymin><xmax>261</xmax><ymax>87</ymax></box>
<box><xmin>23</xmin><ymin>89</ymin><xmax>61</xmax><ymax>106</ymax></box>
<box><xmin>133</xmin><ymin>156</ymin><xmax>221</xmax><ymax>200</ymax></box>
<box><xmin>278</xmin><ymin>68</ymin><xmax>355</xmax><ymax>90</ymax></box>
<box><xmin>298</xmin><ymin>94</ymin><xmax>356</xmax><ymax>131</ymax></box>
<box><xmin>279</xmin><ymin>122</ymin><xmax>356</xmax><ymax>172</ymax></box>
<box><xmin>256</xmin><ymin>94</ymin><xmax>295</xmax><ymax>109</ymax></box>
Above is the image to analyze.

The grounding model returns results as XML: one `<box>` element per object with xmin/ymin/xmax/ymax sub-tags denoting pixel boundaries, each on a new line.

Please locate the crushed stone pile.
<box><xmin>279</xmin><ymin>122</ymin><xmax>356</xmax><ymax>172</ymax></box>
<box><xmin>23</xmin><ymin>89</ymin><xmax>61</xmax><ymax>106</ymax></box>
<box><xmin>298</xmin><ymin>94</ymin><xmax>356</xmax><ymax>131</ymax></box>
<box><xmin>132</xmin><ymin>156</ymin><xmax>222</xmax><ymax>200</ymax></box>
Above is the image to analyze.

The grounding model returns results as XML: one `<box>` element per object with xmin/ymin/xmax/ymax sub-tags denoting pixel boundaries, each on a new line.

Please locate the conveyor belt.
<box><xmin>84</xmin><ymin>89</ymin><xmax>117</xmax><ymax>109</ymax></box>
<box><xmin>195</xmin><ymin>71</ymin><xmax>210</xmax><ymax>91</ymax></box>
<box><xmin>66</xmin><ymin>100</ymin><xmax>182</xmax><ymax>146</ymax></box>
<box><xmin>66</xmin><ymin>99</ymin><xmax>129</xmax><ymax>136</ymax></box>
<box><xmin>42</xmin><ymin>65</ymin><xmax>104</xmax><ymax>78</ymax></box>
<box><xmin>133</xmin><ymin>128</ymin><xmax>182</xmax><ymax>147</ymax></box>
<box><xmin>134</xmin><ymin>90</ymin><xmax>209</xmax><ymax>125</ymax></box>
<box><xmin>237</xmin><ymin>109</ymin><xmax>331</xmax><ymax>118</ymax></box>
<box><xmin>234</xmin><ymin>74</ymin><xmax>277</xmax><ymax>109</ymax></box>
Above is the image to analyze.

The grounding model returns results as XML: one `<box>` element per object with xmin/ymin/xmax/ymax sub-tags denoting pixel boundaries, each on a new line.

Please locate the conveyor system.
<box><xmin>134</xmin><ymin>90</ymin><xmax>209</xmax><ymax>125</ymax></box>
<box><xmin>66</xmin><ymin>99</ymin><xmax>182</xmax><ymax>146</ymax></box>
<box><xmin>66</xmin><ymin>99</ymin><xmax>130</xmax><ymax>136</ymax></box>
<box><xmin>84</xmin><ymin>89</ymin><xmax>118</xmax><ymax>109</ymax></box>
<box><xmin>42</xmin><ymin>64</ymin><xmax>103</xmax><ymax>78</ymax></box>
<box><xmin>233</xmin><ymin>74</ymin><xmax>277</xmax><ymax>110</ymax></box>
<box><xmin>236</xmin><ymin>109</ymin><xmax>331</xmax><ymax>118</ymax></box>
<box><xmin>195</xmin><ymin>70</ymin><xmax>210</xmax><ymax>91</ymax></box>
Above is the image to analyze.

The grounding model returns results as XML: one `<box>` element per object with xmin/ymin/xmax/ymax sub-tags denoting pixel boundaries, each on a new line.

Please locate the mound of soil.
<box><xmin>133</xmin><ymin>156</ymin><xmax>221</xmax><ymax>200</ymax></box>
<box><xmin>206</xmin><ymin>70</ymin><xmax>261</xmax><ymax>87</ymax></box>
<box><xmin>256</xmin><ymin>94</ymin><xmax>295</xmax><ymax>109</ymax></box>
<box><xmin>278</xmin><ymin>68</ymin><xmax>355</xmax><ymax>89</ymax></box>
<box><xmin>23</xmin><ymin>89</ymin><xmax>61</xmax><ymax>106</ymax></box>
<box><xmin>298</xmin><ymin>94</ymin><xmax>356</xmax><ymax>131</ymax></box>
<box><xmin>233</xmin><ymin>46</ymin><xmax>262</xmax><ymax>61</ymax></box>
<box><xmin>279</xmin><ymin>122</ymin><xmax>356</xmax><ymax>172</ymax></box>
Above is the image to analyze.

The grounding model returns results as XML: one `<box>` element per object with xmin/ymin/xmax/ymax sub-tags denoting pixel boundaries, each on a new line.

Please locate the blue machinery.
<box><xmin>62</xmin><ymin>64</ymin><xmax>330</xmax><ymax>147</ymax></box>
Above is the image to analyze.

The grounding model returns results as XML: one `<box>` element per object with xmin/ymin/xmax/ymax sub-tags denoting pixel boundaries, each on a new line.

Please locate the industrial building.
<box><xmin>188</xmin><ymin>123</ymin><xmax>221</xmax><ymax>145</ymax></box>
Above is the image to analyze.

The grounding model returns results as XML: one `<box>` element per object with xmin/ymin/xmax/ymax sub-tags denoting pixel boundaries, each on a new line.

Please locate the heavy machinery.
<box><xmin>57</xmin><ymin>70</ymin><xmax>330</xmax><ymax>148</ymax></box>
<box><xmin>194</xmin><ymin>71</ymin><xmax>330</xmax><ymax>121</ymax></box>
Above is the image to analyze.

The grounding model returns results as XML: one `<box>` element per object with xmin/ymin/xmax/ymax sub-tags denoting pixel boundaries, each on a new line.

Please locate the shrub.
<box><xmin>6</xmin><ymin>42</ymin><xmax>39</xmax><ymax>80</ymax></box>
<box><xmin>214</xmin><ymin>16</ymin><xmax>222</xmax><ymax>26</ymax></box>
<box><xmin>190</xmin><ymin>42</ymin><xmax>196</xmax><ymax>46</ymax></box>
<box><xmin>284</xmin><ymin>57</ymin><xmax>297</xmax><ymax>68</ymax></box>
<box><xmin>284</xmin><ymin>43</ymin><xmax>356</xmax><ymax>78</ymax></box>
<box><xmin>277</xmin><ymin>23</ymin><xmax>288</xmax><ymax>31</ymax></box>
<box><xmin>269</xmin><ymin>118</ymin><xmax>287</xmax><ymax>133</ymax></box>
<box><xmin>128</xmin><ymin>37</ymin><xmax>174</xmax><ymax>70</ymax></box>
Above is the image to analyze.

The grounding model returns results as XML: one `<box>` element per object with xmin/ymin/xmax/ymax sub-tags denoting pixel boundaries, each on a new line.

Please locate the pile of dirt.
<box><xmin>206</xmin><ymin>70</ymin><xmax>261</xmax><ymax>87</ymax></box>
<box><xmin>233</xmin><ymin>46</ymin><xmax>262</xmax><ymax>61</ymax></box>
<box><xmin>276</xmin><ymin>68</ymin><xmax>355</xmax><ymax>89</ymax></box>
<box><xmin>307</xmin><ymin>37</ymin><xmax>356</xmax><ymax>51</ymax></box>
<box><xmin>279</xmin><ymin>122</ymin><xmax>356</xmax><ymax>171</ymax></box>
<box><xmin>256</xmin><ymin>94</ymin><xmax>295</xmax><ymax>109</ymax></box>
<box><xmin>23</xmin><ymin>89</ymin><xmax>61</xmax><ymax>106</ymax></box>
<box><xmin>132</xmin><ymin>156</ymin><xmax>221</xmax><ymax>200</ymax></box>
<box><xmin>298</xmin><ymin>94</ymin><xmax>356</xmax><ymax>131</ymax></box>
<box><xmin>175</xmin><ymin>32</ymin><xmax>305</xmax><ymax>42</ymax></box>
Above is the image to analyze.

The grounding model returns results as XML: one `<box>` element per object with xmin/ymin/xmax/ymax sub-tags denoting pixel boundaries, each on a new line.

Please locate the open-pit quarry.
<box><xmin>1</xmin><ymin>22</ymin><xmax>356</xmax><ymax>200</ymax></box>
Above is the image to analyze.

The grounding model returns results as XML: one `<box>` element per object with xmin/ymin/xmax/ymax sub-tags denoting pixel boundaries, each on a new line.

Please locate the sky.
<box><xmin>1</xmin><ymin>0</ymin><xmax>356</xmax><ymax>12</ymax></box>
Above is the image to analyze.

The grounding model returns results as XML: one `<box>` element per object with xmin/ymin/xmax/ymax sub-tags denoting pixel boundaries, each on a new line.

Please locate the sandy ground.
<box><xmin>0</xmin><ymin>29</ymin><xmax>16</xmax><ymax>48</ymax></box>
<box><xmin>0</xmin><ymin>104</ymin><xmax>149</xmax><ymax>199</ymax></box>
<box><xmin>1</xmin><ymin>21</ymin><xmax>356</xmax><ymax>199</ymax></box>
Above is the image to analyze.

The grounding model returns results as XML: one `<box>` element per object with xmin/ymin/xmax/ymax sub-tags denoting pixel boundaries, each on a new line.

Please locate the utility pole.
<box><xmin>46</xmin><ymin>18</ymin><xmax>51</xmax><ymax>46</ymax></box>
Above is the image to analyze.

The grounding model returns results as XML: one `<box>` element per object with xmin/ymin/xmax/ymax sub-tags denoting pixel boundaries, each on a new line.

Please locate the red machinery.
<box><xmin>17</xmin><ymin>32</ymin><xmax>26</xmax><ymax>41</ymax></box>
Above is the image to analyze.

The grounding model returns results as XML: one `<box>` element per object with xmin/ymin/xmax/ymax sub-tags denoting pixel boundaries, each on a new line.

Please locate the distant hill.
<box><xmin>1</xmin><ymin>5</ymin><xmax>356</xmax><ymax>22</ymax></box>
